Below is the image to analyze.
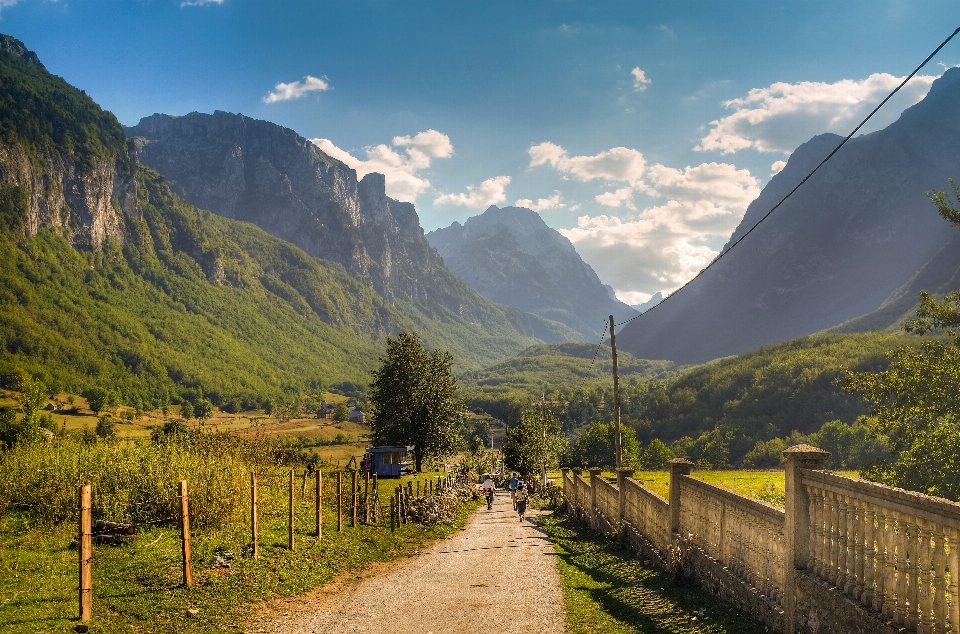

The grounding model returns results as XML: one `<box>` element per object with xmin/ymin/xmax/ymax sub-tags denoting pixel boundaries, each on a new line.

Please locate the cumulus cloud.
<box><xmin>528</xmin><ymin>142</ymin><xmax>646</xmax><ymax>183</ymax></box>
<box><xmin>771</xmin><ymin>160</ymin><xmax>787</xmax><ymax>176</ymax></box>
<box><xmin>311</xmin><ymin>130</ymin><xmax>454</xmax><ymax>202</ymax></box>
<box><xmin>435</xmin><ymin>176</ymin><xmax>511</xmax><ymax>208</ymax></box>
<box><xmin>515</xmin><ymin>191</ymin><xmax>565</xmax><ymax>212</ymax></box>
<box><xmin>631</xmin><ymin>67</ymin><xmax>651</xmax><ymax>91</ymax></box>
<box><xmin>263</xmin><ymin>75</ymin><xmax>330</xmax><ymax>103</ymax></box>
<box><xmin>530</xmin><ymin>141</ymin><xmax>760</xmax><ymax>298</ymax></box>
<box><xmin>697</xmin><ymin>72</ymin><xmax>937</xmax><ymax>154</ymax></box>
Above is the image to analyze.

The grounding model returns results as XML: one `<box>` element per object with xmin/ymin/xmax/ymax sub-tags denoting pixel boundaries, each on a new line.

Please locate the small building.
<box><xmin>364</xmin><ymin>446</ymin><xmax>414</xmax><ymax>477</ymax></box>
<box><xmin>349</xmin><ymin>409</ymin><xmax>366</xmax><ymax>423</ymax></box>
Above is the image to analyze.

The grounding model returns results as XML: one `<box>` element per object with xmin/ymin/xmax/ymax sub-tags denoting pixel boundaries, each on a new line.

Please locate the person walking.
<box><xmin>508</xmin><ymin>473</ymin><xmax>518</xmax><ymax>510</ymax></box>
<box><xmin>481</xmin><ymin>475</ymin><xmax>496</xmax><ymax>510</ymax></box>
<box><xmin>515</xmin><ymin>482</ymin><xmax>529</xmax><ymax>522</ymax></box>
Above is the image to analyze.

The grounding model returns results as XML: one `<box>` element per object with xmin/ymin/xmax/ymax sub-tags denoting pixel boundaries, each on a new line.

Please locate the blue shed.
<box><xmin>364</xmin><ymin>446</ymin><xmax>414</xmax><ymax>477</ymax></box>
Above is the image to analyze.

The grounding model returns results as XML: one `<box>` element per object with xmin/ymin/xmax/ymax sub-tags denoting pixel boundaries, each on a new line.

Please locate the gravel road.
<box><xmin>253</xmin><ymin>490</ymin><xmax>568</xmax><ymax>634</ymax></box>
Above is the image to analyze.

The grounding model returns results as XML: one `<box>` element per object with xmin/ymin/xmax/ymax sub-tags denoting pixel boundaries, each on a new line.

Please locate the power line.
<box><xmin>573</xmin><ymin>321</ymin><xmax>608</xmax><ymax>394</ymax></box>
<box><xmin>612</xmin><ymin>25</ymin><xmax>960</xmax><ymax>331</ymax></box>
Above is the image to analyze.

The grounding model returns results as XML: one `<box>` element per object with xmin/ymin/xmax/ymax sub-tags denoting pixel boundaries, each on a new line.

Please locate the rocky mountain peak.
<box><xmin>427</xmin><ymin>205</ymin><xmax>637</xmax><ymax>339</ymax></box>
<box><xmin>0</xmin><ymin>34</ymin><xmax>45</xmax><ymax>70</ymax></box>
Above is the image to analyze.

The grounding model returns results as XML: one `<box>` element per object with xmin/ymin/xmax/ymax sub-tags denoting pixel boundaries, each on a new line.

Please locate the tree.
<box><xmin>84</xmin><ymin>386</ymin><xmax>116</xmax><ymax>415</ymax></box>
<box><xmin>565</xmin><ymin>421</ymin><xmax>641</xmax><ymax>468</ymax></box>
<box><xmin>503</xmin><ymin>406</ymin><xmax>567</xmax><ymax>479</ymax></box>
<box><xmin>16</xmin><ymin>375</ymin><xmax>47</xmax><ymax>427</ymax></box>
<box><xmin>95</xmin><ymin>414</ymin><xmax>116</xmax><ymax>440</ymax></box>
<box><xmin>194</xmin><ymin>397</ymin><xmax>214</xmax><ymax>424</ymax></box>
<box><xmin>841</xmin><ymin>181</ymin><xmax>960</xmax><ymax>499</ymax></box>
<box><xmin>639</xmin><ymin>438</ymin><xmax>675</xmax><ymax>470</ymax></box>
<box><xmin>180</xmin><ymin>399</ymin><xmax>194</xmax><ymax>420</ymax></box>
<box><xmin>333</xmin><ymin>402</ymin><xmax>349</xmax><ymax>422</ymax></box>
<box><xmin>368</xmin><ymin>331</ymin><xmax>466</xmax><ymax>471</ymax></box>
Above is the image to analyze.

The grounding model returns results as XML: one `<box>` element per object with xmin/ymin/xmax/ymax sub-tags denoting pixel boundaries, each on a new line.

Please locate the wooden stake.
<box><xmin>251</xmin><ymin>472</ymin><xmax>259</xmax><ymax>559</ymax></box>
<box><xmin>315</xmin><ymin>469</ymin><xmax>322</xmax><ymax>539</ymax></box>
<box><xmin>337</xmin><ymin>471</ymin><xmax>343</xmax><ymax>532</ymax></box>
<box><xmin>178</xmin><ymin>480</ymin><xmax>193</xmax><ymax>587</ymax></box>
<box><xmin>372</xmin><ymin>473</ymin><xmax>379</xmax><ymax>524</ymax></box>
<box><xmin>351</xmin><ymin>470</ymin><xmax>358</xmax><ymax>528</ymax></box>
<box><xmin>416</xmin><ymin>480</ymin><xmax>421</xmax><ymax>497</ymax></box>
<box><xmin>390</xmin><ymin>495</ymin><xmax>396</xmax><ymax>532</ymax></box>
<box><xmin>288</xmin><ymin>469</ymin><xmax>295</xmax><ymax>550</ymax></box>
<box><xmin>364</xmin><ymin>470</ymin><xmax>371</xmax><ymax>524</ymax></box>
<box><xmin>78</xmin><ymin>484</ymin><xmax>92</xmax><ymax>622</ymax></box>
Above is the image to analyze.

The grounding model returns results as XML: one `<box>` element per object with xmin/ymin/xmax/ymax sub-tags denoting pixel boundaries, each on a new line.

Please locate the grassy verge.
<box><xmin>540</xmin><ymin>513</ymin><xmax>768</xmax><ymax>634</ymax></box>
<box><xmin>1</xmin><ymin>494</ymin><xmax>481</xmax><ymax>633</ymax></box>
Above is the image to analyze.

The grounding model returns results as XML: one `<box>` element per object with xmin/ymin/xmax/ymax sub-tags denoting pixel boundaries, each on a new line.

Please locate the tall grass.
<box><xmin>0</xmin><ymin>432</ymin><xmax>274</xmax><ymax>528</ymax></box>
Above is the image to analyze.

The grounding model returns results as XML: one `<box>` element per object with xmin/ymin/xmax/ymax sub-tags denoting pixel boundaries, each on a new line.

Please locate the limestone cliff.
<box><xmin>0</xmin><ymin>34</ymin><xmax>137</xmax><ymax>248</ymax></box>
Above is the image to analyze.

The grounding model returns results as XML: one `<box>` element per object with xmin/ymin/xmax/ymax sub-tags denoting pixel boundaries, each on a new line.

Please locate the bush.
<box><xmin>0</xmin><ymin>433</ymin><xmax>266</xmax><ymax>527</ymax></box>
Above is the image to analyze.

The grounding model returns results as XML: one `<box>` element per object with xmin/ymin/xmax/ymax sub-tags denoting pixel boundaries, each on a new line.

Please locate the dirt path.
<box><xmin>254</xmin><ymin>491</ymin><xmax>568</xmax><ymax>634</ymax></box>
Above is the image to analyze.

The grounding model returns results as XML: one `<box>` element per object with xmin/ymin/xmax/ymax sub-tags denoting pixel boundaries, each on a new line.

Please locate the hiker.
<box><xmin>508</xmin><ymin>473</ymin><xmax>518</xmax><ymax>509</ymax></box>
<box><xmin>515</xmin><ymin>482</ymin><xmax>529</xmax><ymax>522</ymax></box>
<box><xmin>485</xmin><ymin>486</ymin><xmax>495</xmax><ymax>510</ymax></box>
<box><xmin>481</xmin><ymin>474</ymin><xmax>496</xmax><ymax>510</ymax></box>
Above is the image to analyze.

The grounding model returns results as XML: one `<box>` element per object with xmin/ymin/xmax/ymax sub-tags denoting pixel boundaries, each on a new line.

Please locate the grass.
<box><xmin>0</xmin><ymin>475</ymin><xmax>481</xmax><ymax>633</ymax></box>
<box><xmin>540</xmin><ymin>512</ymin><xmax>769</xmax><ymax>634</ymax></box>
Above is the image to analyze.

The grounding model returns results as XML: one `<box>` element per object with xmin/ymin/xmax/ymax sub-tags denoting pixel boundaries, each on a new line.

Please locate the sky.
<box><xmin>2</xmin><ymin>0</ymin><xmax>959</xmax><ymax>305</ymax></box>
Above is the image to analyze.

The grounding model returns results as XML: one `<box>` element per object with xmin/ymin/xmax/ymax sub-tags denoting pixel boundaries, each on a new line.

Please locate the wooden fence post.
<box><xmin>416</xmin><ymin>480</ymin><xmax>421</xmax><ymax>497</ymax></box>
<box><xmin>315</xmin><ymin>469</ymin><xmax>322</xmax><ymax>539</ymax></box>
<box><xmin>371</xmin><ymin>473</ymin><xmax>379</xmax><ymax>524</ymax></box>
<box><xmin>352</xmin><ymin>470</ymin><xmax>358</xmax><ymax>528</ymax></box>
<box><xmin>78</xmin><ymin>484</ymin><xmax>92</xmax><ymax>622</ymax></box>
<box><xmin>288</xmin><ymin>469</ymin><xmax>295</xmax><ymax>550</ymax></box>
<box><xmin>365</xmin><ymin>470</ymin><xmax>371</xmax><ymax>524</ymax></box>
<box><xmin>251</xmin><ymin>472</ymin><xmax>259</xmax><ymax>559</ymax></box>
<box><xmin>337</xmin><ymin>471</ymin><xmax>343</xmax><ymax>532</ymax></box>
<box><xmin>390</xmin><ymin>495</ymin><xmax>396</xmax><ymax>532</ymax></box>
<box><xmin>178</xmin><ymin>480</ymin><xmax>193</xmax><ymax>587</ymax></box>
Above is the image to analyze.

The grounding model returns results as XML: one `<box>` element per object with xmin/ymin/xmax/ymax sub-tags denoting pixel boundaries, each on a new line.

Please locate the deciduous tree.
<box><xmin>368</xmin><ymin>332</ymin><xmax>465</xmax><ymax>471</ymax></box>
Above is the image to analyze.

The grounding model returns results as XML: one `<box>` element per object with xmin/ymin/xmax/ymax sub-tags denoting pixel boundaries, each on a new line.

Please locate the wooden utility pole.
<box><xmin>609</xmin><ymin>315</ymin><xmax>622</xmax><ymax>469</ymax></box>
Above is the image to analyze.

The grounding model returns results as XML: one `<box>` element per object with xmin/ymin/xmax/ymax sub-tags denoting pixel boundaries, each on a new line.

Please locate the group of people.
<box><xmin>479</xmin><ymin>473</ymin><xmax>530</xmax><ymax>521</ymax></box>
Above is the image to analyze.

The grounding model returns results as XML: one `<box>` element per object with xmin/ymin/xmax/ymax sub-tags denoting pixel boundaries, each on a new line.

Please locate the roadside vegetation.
<box><xmin>540</xmin><ymin>512</ymin><xmax>768</xmax><ymax>634</ymax></box>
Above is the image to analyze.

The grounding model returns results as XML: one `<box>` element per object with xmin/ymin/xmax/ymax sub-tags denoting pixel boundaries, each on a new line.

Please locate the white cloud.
<box><xmin>696</xmin><ymin>72</ymin><xmax>938</xmax><ymax>154</ymax></box>
<box><xmin>515</xmin><ymin>191</ymin><xmax>565</xmax><ymax>212</ymax></box>
<box><xmin>435</xmin><ymin>176</ymin><xmax>511</xmax><ymax>209</ymax></box>
<box><xmin>595</xmin><ymin>187</ymin><xmax>636</xmax><ymax>209</ymax></box>
<box><xmin>263</xmin><ymin>75</ymin><xmax>330</xmax><ymax>104</ymax></box>
<box><xmin>181</xmin><ymin>0</ymin><xmax>224</xmax><ymax>6</ymax></box>
<box><xmin>311</xmin><ymin>129</ymin><xmax>454</xmax><ymax>202</ymax></box>
<box><xmin>771</xmin><ymin>160</ymin><xmax>787</xmax><ymax>176</ymax></box>
<box><xmin>631</xmin><ymin>67</ymin><xmax>651</xmax><ymax>91</ymax></box>
<box><xmin>528</xmin><ymin>142</ymin><xmax>646</xmax><ymax>183</ymax></box>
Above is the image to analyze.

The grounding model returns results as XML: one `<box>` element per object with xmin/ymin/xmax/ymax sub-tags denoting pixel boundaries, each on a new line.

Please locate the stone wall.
<box><xmin>561</xmin><ymin>444</ymin><xmax>960</xmax><ymax>634</ymax></box>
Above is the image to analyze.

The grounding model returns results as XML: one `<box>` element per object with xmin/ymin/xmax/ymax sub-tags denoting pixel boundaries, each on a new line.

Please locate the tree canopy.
<box><xmin>841</xmin><ymin>181</ymin><xmax>960</xmax><ymax>500</ymax></box>
<box><xmin>502</xmin><ymin>405</ymin><xmax>567</xmax><ymax>479</ymax></box>
<box><xmin>368</xmin><ymin>331</ymin><xmax>465</xmax><ymax>471</ymax></box>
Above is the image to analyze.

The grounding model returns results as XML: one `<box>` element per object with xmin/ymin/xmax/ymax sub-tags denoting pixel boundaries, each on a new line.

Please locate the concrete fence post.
<box><xmin>668</xmin><ymin>458</ymin><xmax>693</xmax><ymax>535</ymax></box>
<box><xmin>587</xmin><ymin>467</ymin><xmax>603</xmax><ymax>528</ymax></box>
<box><xmin>616</xmin><ymin>467</ymin><xmax>635</xmax><ymax>521</ymax></box>
<box><xmin>571</xmin><ymin>468</ymin><xmax>582</xmax><ymax>515</ymax></box>
<box><xmin>783</xmin><ymin>444</ymin><xmax>830</xmax><ymax>634</ymax></box>
<box><xmin>560</xmin><ymin>468</ymin><xmax>570</xmax><ymax>505</ymax></box>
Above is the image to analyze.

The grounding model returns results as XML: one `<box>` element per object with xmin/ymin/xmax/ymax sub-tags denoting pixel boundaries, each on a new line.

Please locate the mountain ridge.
<box><xmin>427</xmin><ymin>205</ymin><xmax>636</xmax><ymax>339</ymax></box>
<box><xmin>618</xmin><ymin>67</ymin><xmax>960</xmax><ymax>364</ymax></box>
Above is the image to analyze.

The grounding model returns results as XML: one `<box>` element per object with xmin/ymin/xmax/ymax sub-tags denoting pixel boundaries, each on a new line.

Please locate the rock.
<box><xmin>186</xmin><ymin>608</ymin><xmax>200</xmax><ymax>618</ymax></box>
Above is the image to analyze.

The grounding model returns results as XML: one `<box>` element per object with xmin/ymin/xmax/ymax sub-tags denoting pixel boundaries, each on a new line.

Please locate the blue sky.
<box><xmin>3</xmin><ymin>0</ymin><xmax>958</xmax><ymax>304</ymax></box>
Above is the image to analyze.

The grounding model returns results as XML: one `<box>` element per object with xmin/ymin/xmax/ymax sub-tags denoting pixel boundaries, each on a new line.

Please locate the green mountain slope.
<box><xmin>0</xmin><ymin>34</ymin><xmax>554</xmax><ymax>408</ymax></box>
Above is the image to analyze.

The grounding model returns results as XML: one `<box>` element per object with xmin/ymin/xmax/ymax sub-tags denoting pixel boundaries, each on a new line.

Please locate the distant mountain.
<box><xmin>618</xmin><ymin>68</ymin><xmax>960</xmax><ymax>364</ymax></box>
<box><xmin>632</xmin><ymin>292</ymin><xmax>663</xmax><ymax>314</ymax></box>
<box><xmin>125</xmin><ymin>112</ymin><xmax>577</xmax><ymax>349</ymax></box>
<box><xmin>426</xmin><ymin>205</ymin><xmax>637</xmax><ymax>339</ymax></box>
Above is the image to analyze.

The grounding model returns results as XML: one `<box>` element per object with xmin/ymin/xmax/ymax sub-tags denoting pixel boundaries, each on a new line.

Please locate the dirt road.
<box><xmin>255</xmin><ymin>490</ymin><xmax>568</xmax><ymax>634</ymax></box>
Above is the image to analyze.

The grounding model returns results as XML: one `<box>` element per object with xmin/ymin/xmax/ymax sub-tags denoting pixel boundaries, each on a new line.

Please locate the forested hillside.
<box><xmin>0</xmin><ymin>35</ymin><xmax>555</xmax><ymax>411</ymax></box>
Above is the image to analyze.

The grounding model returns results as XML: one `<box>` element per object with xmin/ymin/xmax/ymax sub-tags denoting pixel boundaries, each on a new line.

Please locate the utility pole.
<box><xmin>609</xmin><ymin>315</ymin><xmax>622</xmax><ymax>469</ymax></box>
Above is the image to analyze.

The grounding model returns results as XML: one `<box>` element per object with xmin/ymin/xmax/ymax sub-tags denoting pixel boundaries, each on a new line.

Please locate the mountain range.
<box><xmin>618</xmin><ymin>68</ymin><xmax>960</xmax><ymax>364</ymax></box>
<box><xmin>426</xmin><ymin>205</ymin><xmax>637</xmax><ymax>339</ymax></box>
